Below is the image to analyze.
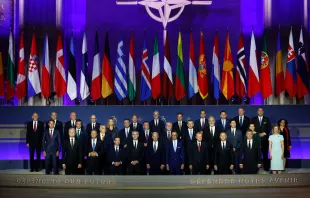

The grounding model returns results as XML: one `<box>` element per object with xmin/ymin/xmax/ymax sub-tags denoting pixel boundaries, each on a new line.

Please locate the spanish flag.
<box><xmin>221</xmin><ymin>31</ymin><xmax>235</xmax><ymax>100</ymax></box>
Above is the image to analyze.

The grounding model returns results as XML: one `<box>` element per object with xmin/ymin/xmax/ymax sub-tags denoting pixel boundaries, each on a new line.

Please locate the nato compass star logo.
<box><xmin>117</xmin><ymin>0</ymin><xmax>212</xmax><ymax>29</ymax></box>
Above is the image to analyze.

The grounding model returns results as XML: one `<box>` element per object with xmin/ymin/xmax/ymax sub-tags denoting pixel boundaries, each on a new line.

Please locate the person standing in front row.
<box><xmin>86</xmin><ymin>130</ymin><xmax>102</xmax><ymax>175</ymax></box>
<box><xmin>214</xmin><ymin>132</ymin><xmax>234</xmax><ymax>175</ymax></box>
<box><xmin>108</xmin><ymin>136</ymin><xmax>125</xmax><ymax>175</ymax></box>
<box><xmin>127</xmin><ymin>131</ymin><xmax>144</xmax><ymax>175</ymax></box>
<box><xmin>26</xmin><ymin>112</ymin><xmax>44</xmax><ymax>172</ymax></box>
<box><xmin>146</xmin><ymin>132</ymin><xmax>165</xmax><ymax>175</ymax></box>
<box><xmin>166</xmin><ymin>132</ymin><xmax>184</xmax><ymax>175</ymax></box>
<box><xmin>62</xmin><ymin>128</ymin><xmax>83</xmax><ymax>175</ymax></box>
<box><xmin>42</xmin><ymin>120</ymin><xmax>61</xmax><ymax>175</ymax></box>
<box><xmin>269</xmin><ymin>125</ymin><xmax>285</xmax><ymax>174</ymax></box>
<box><xmin>278</xmin><ymin>119</ymin><xmax>292</xmax><ymax>169</ymax></box>
<box><xmin>239</xmin><ymin>131</ymin><xmax>261</xmax><ymax>174</ymax></box>
<box><xmin>189</xmin><ymin>132</ymin><xmax>209</xmax><ymax>175</ymax></box>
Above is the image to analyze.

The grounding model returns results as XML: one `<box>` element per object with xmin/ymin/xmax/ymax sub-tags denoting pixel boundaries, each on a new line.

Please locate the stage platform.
<box><xmin>0</xmin><ymin>169</ymin><xmax>310</xmax><ymax>190</ymax></box>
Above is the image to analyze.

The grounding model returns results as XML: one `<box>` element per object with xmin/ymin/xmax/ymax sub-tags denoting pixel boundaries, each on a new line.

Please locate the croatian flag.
<box><xmin>27</xmin><ymin>34</ymin><xmax>41</xmax><ymax>99</ymax></box>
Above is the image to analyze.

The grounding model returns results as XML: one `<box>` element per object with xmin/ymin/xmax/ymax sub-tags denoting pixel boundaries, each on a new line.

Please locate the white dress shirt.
<box><xmin>153</xmin><ymin>141</ymin><xmax>158</xmax><ymax>151</ymax></box>
<box><xmin>221</xmin><ymin>140</ymin><xmax>226</xmax><ymax>149</ymax></box>
<box><xmin>173</xmin><ymin>140</ymin><xmax>177</xmax><ymax>151</ymax></box>
<box><xmin>210</xmin><ymin>126</ymin><xmax>215</xmax><ymax>136</ymax></box>
<box><xmin>70</xmin><ymin>137</ymin><xmax>75</xmax><ymax>146</ymax></box>
<box><xmin>231</xmin><ymin>128</ymin><xmax>236</xmax><ymax>136</ymax></box>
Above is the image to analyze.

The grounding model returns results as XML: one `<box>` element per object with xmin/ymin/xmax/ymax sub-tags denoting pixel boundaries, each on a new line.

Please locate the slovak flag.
<box><xmin>27</xmin><ymin>33</ymin><xmax>41</xmax><ymax>98</ymax></box>
<box><xmin>285</xmin><ymin>28</ymin><xmax>297</xmax><ymax>98</ymax></box>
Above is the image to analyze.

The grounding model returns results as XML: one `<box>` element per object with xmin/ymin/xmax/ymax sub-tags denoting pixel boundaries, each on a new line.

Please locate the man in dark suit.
<box><xmin>62</xmin><ymin>128</ymin><xmax>83</xmax><ymax>175</ymax></box>
<box><xmin>251</xmin><ymin>107</ymin><xmax>271</xmax><ymax>171</ymax></box>
<box><xmin>42</xmin><ymin>120</ymin><xmax>61</xmax><ymax>175</ymax></box>
<box><xmin>214</xmin><ymin>132</ymin><xmax>234</xmax><ymax>175</ymax></box>
<box><xmin>130</xmin><ymin>114</ymin><xmax>143</xmax><ymax>133</ymax></box>
<box><xmin>75</xmin><ymin>120</ymin><xmax>88</xmax><ymax>154</ymax></box>
<box><xmin>226</xmin><ymin>120</ymin><xmax>243</xmax><ymax>174</ymax></box>
<box><xmin>203</xmin><ymin>116</ymin><xmax>221</xmax><ymax>174</ymax></box>
<box><xmin>216</xmin><ymin>110</ymin><xmax>230</xmax><ymax>132</ymax></box>
<box><xmin>118</xmin><ymin>118</ymin><xmax>132</xmax><ymax>148</ymax></box>
<box><xmin>233</xmin><ymin>107</ymin><xmax>250</xmax><ymax>137</ymax></box>
<box><xmin>248</xmin><ymin>123</ymin><xmax>261</xmax><ymax>145</ymax></box>
<box><xmin>194</xmin><ymin>109</ymin><xmax>207</xmax><ymax>132</ymax></box>
<box><xmin>162</xmin><ymin>122</ymin><xmax>173</xmax><ymax>148</ymax></box>
<box><xmin>189</xmin><ymin>132</ymin><xmax>209</xmax><ymax>175</ymax></box>
<box><xmin>146</xmin><ymin>132</ymin><xmax>165</xmax><ymax>175</ymax></box>
<box><xmin>182</xmin><ymin>120</ymin><xmax>196</xmax><ymax>175</ymax></box>
<box><xmin>108</xmin><ymin>136</ymin><xmax>125</xmax><ymax>175</ymax></box>
<box><xmin>172</xmin><ymin>112</ymin><xmax>187</xmax><ymax>138</ymax></box>
<box><xmin>127</xmin><ymin>131</ymin><xmax>144</xmax><ymax>175</ymax></box>
<box><xmin>26</xmin><ymin>112</ymin><xmax>44</xmax><ymax>172</ymax></box>
<box><xmin>166</xmin><ymin>132</ymin><xmax>184</xmax><ymax>175</ymax></box>
<box><xmin>239</xmin><ymin>130</ymin><xmax>262</xmax><ymax>174</ymax></box>
<box><xmin>98</xmin><ymin>125</ymin><xmax>112</xmax><ymax>175</ymax></box>
<box><xmin>139</xmin><ymin>121</ymin><xmax>152</xmax><ymax>147</ymax></box>
<box><xmin>149</xmin><ymin>110</ymin><xmax>165</xmax><ymax>136</ymax></box>
<box><xmin>86</xmin><ymin>130</ymin><xmax>103</xmax><ymax>175</ymax></box>
<box><xmin>64</xmin><ymin>112</ymin><xmax>78</xmax><ymax>142</ymax></box>
<box><xmin>86</xmin><ymin>114</ymin><xmax>101</xmax><ymax>138</ymax></box>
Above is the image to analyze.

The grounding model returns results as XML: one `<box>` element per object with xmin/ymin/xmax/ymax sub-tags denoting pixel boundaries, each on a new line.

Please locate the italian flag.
<box><xmin>151</xmin><ymin>35</ymin><xmax>160</xmax><ymax>100</ymax></box>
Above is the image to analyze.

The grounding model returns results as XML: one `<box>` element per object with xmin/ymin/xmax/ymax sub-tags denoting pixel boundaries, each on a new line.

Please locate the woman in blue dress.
<box><xmin>269</xmin><ymin>125</ymin><xmax>285</xmax><ymax>174</ymax></box>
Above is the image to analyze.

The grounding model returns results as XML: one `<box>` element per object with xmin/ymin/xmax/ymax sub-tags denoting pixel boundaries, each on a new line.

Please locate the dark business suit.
<box><xmin>189</xmin><ymin>141</ymin><xmax>209</xmax><ymax>175</ymax></box>
<box><xmin>45</xmin><ymin>120</ymin><xmax>63</xmax><ymax>169</ymax></box>
<box><xmin>118</xmin><ymin>128</ymin><xmax>132</xmax><ymax>147</ymax></box>
<box><xmin>233</xmin><ymin>115</ymin><xmax>250</xmax><ymax>137</ymax></box>
<box><xmin>216</xmin><ymin>119</ymin><xmax>230</xmax><ymax>132</ymax></box>
<box><xmin>86</xmin><ymin>139</ymin><xmax>103</xmax><ymax>175</ymax></box>
<box><xmin>149</xmin><ymin>119</ymin><xmax>165</xmax><ymax>136</ymax></box>
<box><xmin>130</xmin><ymin>122</ymin><xmax>143</xmax><ymax>133</ymax></box>
<box><xmin>86</xmin><ymin>122</ymin><xmax>101</xmax><ymax>138</ymax></box>
<box><xmin>173</xmin><ymin>121</ymin><xmax>187</xmax><ymax>138</ymax></box>
<box><xmin>62</xmin><ymin>138</ymin><xmax>83</xmax><ymax>175</ymax></box>
<box><xmin>146</xmin><ymin>141</ymin><xmax>165</xmax><ymax>175</ymax></box>
<box><xmin>203</xmin><ymin>126</ymin><xmax>221</xmax><ymax>174</ymax></box>
<box><xmin>166</xmin><ymin>140</ymin><xmax>184</xmax><ymax>175</ymax></box>
<box><xmin>126</xmin><ymin>140</ymin><xmax>144</xmax><ymax>175</ymax></box>
<box><xmin>194</xmin><ymin>118</ymin><xmax>208</xmax><ymax>132</ymax></box>
<box><xmin>161</xmin><ymin>130</ymin><xmax>172</xmax><ymax>149</ymax></box>
<box><xmin>108</xmin><ymin>146</ymin><xmax>125</xmax><ymax>175</ymax></box>
<box><xmin>98</xmin><ymin>133</ymin><xmax>112</xmax><ymax>175</ymax></box>
<box><xmin>226</xmin><ymin>128</ymin><xmax>243</xmax><ymax>174</ymax></box>
<box><xmin>251</xmin><ymin>116</ymin><xmax>271</xmax><ymax>171</ymax></box>
<box><xmin>138</xmin><ymin>129</ymin><xmax>152</xmax><ymax>175</ymax></box>
<box><xmin>42</xmin><ymin>129</ymin><xmax>61</xmax><ymax>174</ymax></box>
<box><xmin>26</xmin><ymin>121</ymin><xmax>44</xmax><ymax>171</ymax></box>
<box><xmin>214</xmin><ymin>141</ymin><xmax>234</xmax><ymax>174</ymax></box>
<box><xmin>182</xmin><ymin>128</ymin><xmax>196</xmax><ymax>175</ymax></box>
<box><xmin>64</xmin><ymin>120</ymin><xmax>78</xmax><ymax>142</ymax></box>
<box><xmin>240</xmin><ymin>139</ymin><xmax>261</xmax><ymax>174</ymax></box>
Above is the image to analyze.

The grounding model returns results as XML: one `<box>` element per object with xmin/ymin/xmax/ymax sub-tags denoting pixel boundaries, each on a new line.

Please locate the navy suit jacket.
<box><xmin>108</xmin><ymin>146</ymin><xmax>125</xmax><ymax>165</ymax></box>
<box><xmin>118</xmin><ymin>128</ymin><xmax>132</xmax><ymax>147</ymax></box>
<box><xmin>130</xmin><ymin>123</ymin><xmax>143</xmax><ymax>133</ymax></box>
<box><xmin>97</xmin><ymin>133</ymin><xmax>113</xmax><ymax>152</ymax></box>
<box><xmin>139</xmin><ymin>130</ymin><xmax>152</xmax><ymax>145</ymax></box>
<box><xmin>75</xmin><ymin>128</ymin><xmax>88</xmax><ymax>154</ymax></box>
<box><xmin>42</xmin><ymin>129</ymin><xmax>61</xmax><ymax>154</ymax></box>
<box><xmin>194</xmin><ymin>118</ymin><xmax>208</xmax><ymax>132</ymax></box>
<box><xmin>146</xmin><ymin>141</ymin><xmax>165</xmax><ymax>166</ymax></box>
<box><xmin>166</xmin><ymin>140</ymin><xmax>184</xmax><ymax>167</ymax></box>
<box><xmin>226</xmin><ymin>129</ymin><xmax>243</xmax><ymax>149</ymax></box>
<box><xmin>86</xmin><ymin>122</ymin><xmax>101</xmax><ymax>137</ymax></box>
<box><xmin>216</xmin><ymin>119</ymin><xmax>230</xmax><ymax>132</ymax></box>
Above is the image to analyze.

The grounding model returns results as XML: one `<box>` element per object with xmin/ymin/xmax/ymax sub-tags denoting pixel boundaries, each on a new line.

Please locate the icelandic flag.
<box><xmin>140</xmin><ymin>39</ymin><xmax>151</xmax><ymax>102</ymax></box>
<box><xmin>27</xmin><ymin>33</ymin><xmax>41</xmax><ymax>98</ymax></box>
<box><xmin>211</xmin><ymin>32</ymin><xmax>220</xmax><ymax>100</ymax></box>
<box><xmin>285</xmin><ymin>28</ymin><xmax>297</xmax><ymax>98</ymax></box>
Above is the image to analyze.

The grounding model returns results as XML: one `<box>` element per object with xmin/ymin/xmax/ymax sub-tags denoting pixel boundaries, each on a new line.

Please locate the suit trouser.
<box><xmin>110</xmin><ymin>165</ymin><xmax>123</xmax><ymax>175</ymax></box>
<box><xmin>233</xmin><ymin>150</ymin><xmax>241</xmax><ymax>174</ymax></box>
<box><xmin>127</xmin><ymin>164</ymin><xmax>141</xmax><ymax>175</ymax></box>
<box><xmin>45</xmin><ymin>153</ymin><xmax>58</xmax><ymax>174</ymax></box>
<box><xmin>192</xmin><ymin>164</ymin><xmax>206</xmax><ymax>175</ymax></box>
<box><xmin>29</xmin><ymin>146</ymin><xmax>41</xmax><ymax>170</ymax></box>
<box><xmin>86</xmin><ymin>158</ymin><xmax>100</xmax><ymax>175</ymax></box>
<box><xmin>65</xmin><ymin>166</ymin><xmax>79</xmax><ymax>175</ymax></box>
<box><xmin>207</xmin><ymin>147</ymin><xmax>217</xmax><ymax>175</ymax></box>
<box><xmin>261</xmin><ymin>140</ymin><xmax>270</xmax><ymax>171</ymax></box>
<box><xmin>169</xmin><ymin>166</ymin><xmax>181</xmax><ymax>175</ymax></box>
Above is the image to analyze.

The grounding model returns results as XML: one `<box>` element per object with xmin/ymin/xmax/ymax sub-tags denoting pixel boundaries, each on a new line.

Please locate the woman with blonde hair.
<box><xmin>106</xmin><ymin>118</ymin><xmax>119</xmax><ymax>140</ymax></box>
<box><xmin>268</xmin><ymin>125</ymin><xmax>284</xmax><ymax>174</ymax></box>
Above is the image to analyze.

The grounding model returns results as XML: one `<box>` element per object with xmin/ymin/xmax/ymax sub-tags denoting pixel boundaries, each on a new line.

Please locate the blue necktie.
<box><xmin>92</xmin><ymin>140</ymin><xmax>95</xmax><ymax>150</ymax></box>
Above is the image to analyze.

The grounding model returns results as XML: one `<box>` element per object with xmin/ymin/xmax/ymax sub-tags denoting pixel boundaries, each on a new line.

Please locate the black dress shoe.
<box><xmin>30</xmin><ymin>169</ymin><xmax>34</xmax><ymax>172</ymax></box>
<box><xmin>35</xmin><ymin>169</ymin><xmax>40</xmax><ymax>172</ymax></box>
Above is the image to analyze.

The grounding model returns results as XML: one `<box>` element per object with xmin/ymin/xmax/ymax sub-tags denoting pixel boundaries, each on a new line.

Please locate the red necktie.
<box><xmin>198</xmin><ymin>143</ymin><xmax>201</xmax><ymax>152</ymax></box>
<box><xmin>202</xmin><ymin>119</ymin><xmax>205</xmax><ymax>128</ymax></box>
<box><xmin>33</xmin><ymin>122</ymin><xmax>37</xmax><ymax>132</ymax></box>
<box><xmin>146</xmin><ymin>132</ymin><xmax>149</xmax><ymax>141</ymax></box>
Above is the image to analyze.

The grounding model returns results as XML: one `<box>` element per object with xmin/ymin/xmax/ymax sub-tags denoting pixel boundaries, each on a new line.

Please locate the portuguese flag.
<box><xmin>260</xmin><ymin>29</ymin><xmax>272</xmax><ymax>99</ymax></box>
<box><xmin>175</xmin><ymin>32</ymin><xmax>185</xmax><ymax>101</ymax></box>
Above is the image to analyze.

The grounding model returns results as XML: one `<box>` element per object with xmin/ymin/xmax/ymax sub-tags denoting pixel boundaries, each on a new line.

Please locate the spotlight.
<box><xmin>243</xmin><ymin>96</ymin><xmax>250</xmax><ymax>104</ymax></box>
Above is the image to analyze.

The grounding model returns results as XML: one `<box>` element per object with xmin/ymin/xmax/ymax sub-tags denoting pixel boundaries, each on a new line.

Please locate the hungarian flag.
<box><xmin>162</xmin><ymin>31</ymin><xmax>173</xmax><ymax>99</ymax></box>
<box><xmin>285</xmin><ymin>28</ymin><xmax>297</xmax><ymax>98</ymax></box>
<box><xmin>0</xmin><ymin>53</ymin><xmax>4</xmax><ymax>96</ymax></box>
<box><xmin>248</xmin><ymin>31</ymin><xmax>260</xmax><ymax>98</ymax></box>
<box><xmin>55</xmin><ymin>32</ymin><xmax>67</xmax><ymax>97</ymax></box>
<box><xmin>140</xmin><ymin>39</ymin><xmax>151</xmax><ymax>102</ymax></box>
<box><xmin>198</xmin><ymin>31</ymin><xmax>208</xmax><ymax>99</ymax></box>
<box><xmin>296</xmin><ymin>28</ymin><xmax>309</xmax><ymax>99</ymax></box>
<box><xmin>188</xmin><ymin>31</ymin><xmax>198</xmax><ymax>99</ymax></box>
<box><xmin>91</xmin><ymin>31</ymin><xmax>101</xmax><ymax>101</ymax></box>
<box><xmin>41</xmin><ymin>33</ymin><xmax>50</xmax><ymax>99</ymax></box>
<box><xmin>236</xmin><ymin>31</ymin><xmax>247</xmax><ymax>98</ymax></box>
<box><xmin>101</xmin><ymin>32</ymin><xmax>113</xmax><ymax>98</ymax></box>
<box><xmin>67</xmin><ymin>34</ymin><xmax>77</xmax><ymax>100</ymax></box>
<box><xmin>175</xmin><ymin>32</ymin><xmax>185</xmax><ymax>101</ymax></box>
<box><xmin>6</xmin><ymin>31</ymin><xmax>15</xmax><ymax>101</ymax></box>
<box><xmin>212</xmin><ymin>31</ymin><xmax>220</xmax><ymax>100</ymax></box>
<box><xmin>128</xmin><ymin>33</ymin><xmax>136</xmax><ymax>102</ymax></box>
<box><xmin>80</xmin><ymin>32</ymin><xmax>90</xmax><ymax>100</ymax></box>
<box><xmin>151</xmin><ymin>35</ymin><xmax>160</xmax><ymax>100</ymax></box>
<box><xmin>221</xmin><ymin>31</ymin><xmax>234</xmax><ymax>100</ymax></box>
<box><xmin>16</xmin><ymin>32</ymin><xmax>26</xmax><ymax>99</ymax></box>
<box><xmin>275</xmin><ymin>30</ymin><xmax>284</xmax><ymax>97</ymax></box>
<box><xmin>260</xmin><ymin>29</ymin><xmax>272</xmax><ymax>99</ymax></box>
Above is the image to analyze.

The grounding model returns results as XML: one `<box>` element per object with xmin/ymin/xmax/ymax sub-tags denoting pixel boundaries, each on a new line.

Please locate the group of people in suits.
<box><xmin>25</xmin><ymin>107</ymin><xmax>292</xmax><ymax>175</ymax></box>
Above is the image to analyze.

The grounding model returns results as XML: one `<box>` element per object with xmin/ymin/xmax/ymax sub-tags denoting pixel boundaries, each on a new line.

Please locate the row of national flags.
<box><xmin>0</xmin><ymin>28</ymin><xmax>309</xmax><ymax>103</ymax></box>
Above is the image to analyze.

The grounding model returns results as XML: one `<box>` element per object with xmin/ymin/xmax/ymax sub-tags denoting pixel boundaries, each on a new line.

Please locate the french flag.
<box><xmin>285</xmin><ymin>28</ymin><xmax>297</xmax><ymax>98</ymax></box>
<box><xmin>27</xmin><ymin>33</ymin><xmax>41</xmax><ymax>99</ymax></box>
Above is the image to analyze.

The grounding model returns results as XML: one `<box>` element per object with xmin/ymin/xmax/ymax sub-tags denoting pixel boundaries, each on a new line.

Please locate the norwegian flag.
<box><xmin>55</xmin><ymin>32</ymin><xmax>67</xmax><ymax>97</ymax></box>
<box><xmin>236</xmin><ymin>32</ymin><xmax>247</xmax><ymax>98</ymax></box>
